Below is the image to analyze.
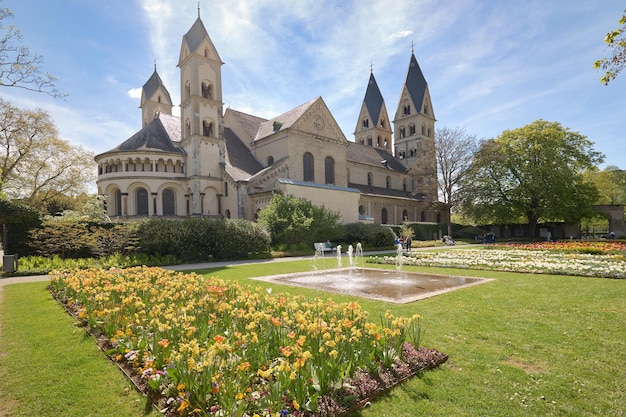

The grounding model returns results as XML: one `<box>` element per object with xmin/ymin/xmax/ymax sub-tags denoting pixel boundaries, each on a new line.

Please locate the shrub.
<box><xmin>257</xmin><ymin>194</ymin><xmax>342</xmax><ymax>248</ymax></box>
<box><xmin>136</xmin><ymin>217</ymin><xmax>270</xmax><ymax>261</ymax></box>
<box><xmin>0</xmin><ymin>199</ymin><xmax>42</xmax><ymax>256</ymax></box>
<box><xmin>341</xmin><ymin>223</ymin><xmax>396</xmax><ymax>249</ymax></box>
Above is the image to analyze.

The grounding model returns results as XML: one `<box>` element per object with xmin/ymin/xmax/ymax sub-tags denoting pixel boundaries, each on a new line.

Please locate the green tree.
<box><xmin>594</xmin><ymin>9</ymin><xmax>626</xmax><ymax>85</ymax></box>
<box><xmin>458</xmin><ymin>120</ymin><xmax>604</xmax><ymax>236</ymax></box>
<box><xmin>584</xmin><ymin>165</ymin><xmax>626</xmax><ymax>205</ymax></box>
<box><xmin>0</xmin><ymin>3</ymin><xmax>64</xmax><ymax>97</ymax></box>
<box><xmin>434</xmin><ymin>126</ymin><xmax>480</xmax><ymax>236</ymax></box>
<box><xmin>257</xmin><ymin>193</ymin><xmax>341</xmax><ymax>248</ymax></box>
<box><xmin>0</xmin><ymin>99</ymin><xmax>95</xmax><ymax>209</ymax></box>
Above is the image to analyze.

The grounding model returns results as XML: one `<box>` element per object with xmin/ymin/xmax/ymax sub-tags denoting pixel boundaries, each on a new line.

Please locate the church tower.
<box><xmin>354</xmin><ymin>71</ymin><xmax>392</xmax><ymax>152</ymax></box>
<box><xmin>393</xmin><ymin>52</ymin><xmax>437</xmax><ymax>201</ymax></box>
<box><xmin>140</xmin><ymin>67</ymin><xmax>173</xmax><ymax>127</ymax></box>
<box><xmin>178</xmin><ymin>13</ymin><xmax>225</xmax><ymax>215</ymax></box>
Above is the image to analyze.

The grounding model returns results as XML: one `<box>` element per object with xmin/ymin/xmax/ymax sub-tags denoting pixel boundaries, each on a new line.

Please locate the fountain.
<box><xmin>395</xmin><ymin>242</ymin><xmax>404</xmax><ymax>270</ymax></box>
<box><xmin>336</xmin><ymin>245</ymin><xmax>342</xmax><ymax>268</ymax></box>
<box><xmin>347</xmin><ymin>244</ymin><xmax>354</xmax><ymax>266</ymax></box>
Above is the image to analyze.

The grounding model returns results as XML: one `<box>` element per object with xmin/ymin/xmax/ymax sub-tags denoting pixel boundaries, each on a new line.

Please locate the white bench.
<box><xmin>314</xmin><ymin>242</ymin><xmax>335</xmax><ymax>253</ymax></box>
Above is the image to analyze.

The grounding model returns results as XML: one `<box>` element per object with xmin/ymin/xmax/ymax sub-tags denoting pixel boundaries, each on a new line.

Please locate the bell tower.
<box><xmin>140</xmin><ymin>66</ymin><xmax>173</xmax><ymax>127</ymax></box>
<box><xmin>393</xmin><ymin>51</ymin><xmax>437</xmax><ymax>201</ymax></box>
<box><xmin>178</xmin><ymin>13</ymin><xmax>225</xmax><ymax>215</ymax></box>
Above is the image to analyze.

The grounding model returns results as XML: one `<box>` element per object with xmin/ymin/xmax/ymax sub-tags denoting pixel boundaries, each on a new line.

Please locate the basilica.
<box><xmin>95</xmin><ymin>15</ymin><xmax>446</xmax><ymax>225</ymax></box>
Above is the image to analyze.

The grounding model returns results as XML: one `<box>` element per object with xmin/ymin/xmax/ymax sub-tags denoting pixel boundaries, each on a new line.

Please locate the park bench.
<box><xmin>314</xmin><ymin>242</ymin><xmax>336</xmax><ymax>253</ymax></box>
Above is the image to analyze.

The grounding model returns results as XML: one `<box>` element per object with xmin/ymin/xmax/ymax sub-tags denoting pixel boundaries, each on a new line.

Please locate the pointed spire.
<box><xmin>364</xmin><ymin>72</ymin><xmax>384</xmax><ymax>126</ymax></box>
<box><xmin>404</xmin><ymin>52</ymin><xmax>428</xmax><ymax>114</ymax></box>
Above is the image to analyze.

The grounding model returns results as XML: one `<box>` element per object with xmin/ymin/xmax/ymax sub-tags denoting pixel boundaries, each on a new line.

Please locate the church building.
<box><xmin>95</xmin><ymin>14</ymin><xmax>446</xmax><ymax>225</ymax></box>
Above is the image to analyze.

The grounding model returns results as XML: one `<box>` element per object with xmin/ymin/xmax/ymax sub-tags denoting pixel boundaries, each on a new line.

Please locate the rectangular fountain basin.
<box><xmin>252</xmin><ymin>267</ymin><xmax>492</xmax><ymax>304</ymax></box>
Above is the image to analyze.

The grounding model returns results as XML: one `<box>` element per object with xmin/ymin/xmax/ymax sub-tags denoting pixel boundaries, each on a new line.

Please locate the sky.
<box><xmin>4</xmin><ymin>0</ymin><xmax>626</xmax><ymax>171</ymax></box>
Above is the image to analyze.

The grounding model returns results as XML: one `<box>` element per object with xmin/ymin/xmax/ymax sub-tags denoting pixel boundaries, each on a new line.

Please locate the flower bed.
<box><xmin>492</xmin><ymin>241</ymin><xmax>626</xmax><ymax>254</ymax></box>
<box><xmin>370</xmin><ymin>248</ymin><xmax>626</xmax><ymax>279</ymax></box>
<box><xmin>49</xmin><ymin>267</ymin><xmax>447</xmax><ymax>417</ymax></box>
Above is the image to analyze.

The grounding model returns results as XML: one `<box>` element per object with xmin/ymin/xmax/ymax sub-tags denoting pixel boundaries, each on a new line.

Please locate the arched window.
<box><xmin>203</xmin><ymin>121</ymin><xmax>213</xmax><ymax>137</ymax></box>
<box><xmin>225</xmin><ymin>209</ymin><xmax>231</xmax><ymax>219</ymax></box>
<box><xmin>422</xmin><ymin>125</ymin><xmax>426</xmax><ymax>135</ymax></box>
<box><xmin>359</xmin><ymin>205</ymin><xmax>366</xmax><ymax>215</ymax></box>
<box><xmin>400</xmin><ymin>127</ymin><xmax>406</xmax><ymax>138</ymax></box>
<box><xmin>303</xmin><ymin>152</ymin><xmax>314</xmax><ymax>181</ymax></box>
<box><xmin>362</xmin><ymin>118</ymin><xmax>369</xmax><ymax>128</ymax></box>
<box><xmin>184</xmin><ymin>81</ymin><xmax>191</xmax><ymax>100</ymax></box>
<box><xmin>136</xmin><ymin>188</ymin><xmax>149</xmax><ymax>216</ymax></box>
<box><xmin>380</xmin><ymin>119</ymin><xmax>385</xmax><ymax>128</ymax></box>
<box><xmin>185</xmin><ymin>119</ymin><xmax>191</xmax><ymax>137</ymax></box>
<box><xmin>367</xmin><ymin>136</ymin><xmax>372</xmax><ymax>146</ymax></box>
<box><xmin>402</xmin><ymin>209</ymin><xmax>408</xmax><ymax>221</ymax></box>
<box><xmin>224</xmin><ymin>182</ymin><xmax>228</xmax><ymax>197</ymax></box>
<box><xmin>421</xmin><ymin>211</ymin><xmax>426</xmax><ymax>222</ymax></box>
<box><xmin>267</xmin><ymin>156</ymin><xmax>274</xmax><ymax>166</ymax></box>
<box><xmin>201</xmin><ymin>82</ymin><xmax>212</xmax><ymax>99</ymax></box>
<box><xmin>403</xmin><ymin>105</ymin><xmax>411</xmax><ymax>116</ymax></box>
<box><xmin>409</xmin><ymin>124</ymin><xmax>416</xmax><ymax>135</ymax></box>
<box><xmin>386</xmin><ymin>176</ymin><xmax>391</xmax><ymax>189</ymax></box>
<box><xmin>367</xmin><ymin>172</ymin><xmax>373</xmax><ymax>186</ymax></box>
<box><xmin>377</xmin><ymin>136</ymin><xmax>382</xmax><ymax>147</ymax></box>
<box><xmin>382</xmin><ymin>208</ymin><xmax>388</xmax><ymax>224</ymax></box>
<box><xmin>325</xmin><ymin>156</ymin><xmax>335</xmax><ymax>184</ymax></box>
<box><xmin>163</xmin><ymin>189</ymin><xmax>176</xmax><ymax>215</ymax></box>
<box><xmin>114</xmin><ymin>189</ymin><xmax>122</xmax><ymax>217</ymax></box>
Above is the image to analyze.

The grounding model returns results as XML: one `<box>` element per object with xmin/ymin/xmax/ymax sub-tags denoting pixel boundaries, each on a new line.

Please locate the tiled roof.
<box><xmin>254</xmin><ymin>97</ymin><xmax>319</xmax><ymax>141</ymax></box>
<box><xmin>346</xmin><ymin>142</ymin><xmax>407</xmax><ymax>172</ymax></box>
<box><xmin>159</xmin><ymin>113</ymin><xmax>181</xmax><ymax>143</ymax></box>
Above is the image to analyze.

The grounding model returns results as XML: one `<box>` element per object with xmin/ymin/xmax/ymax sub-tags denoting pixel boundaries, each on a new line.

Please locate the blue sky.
<box><xmin>4</xmin><ymin>0</ymin><xmax>626</xmax><ymax>170</ymax></box>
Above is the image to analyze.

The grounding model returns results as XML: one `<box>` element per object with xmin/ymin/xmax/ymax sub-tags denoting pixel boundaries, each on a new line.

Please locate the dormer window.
<box><xmin>273</xmin><ymin>121</ymin><xmax>282</xmax><ymax>132</ymax></box>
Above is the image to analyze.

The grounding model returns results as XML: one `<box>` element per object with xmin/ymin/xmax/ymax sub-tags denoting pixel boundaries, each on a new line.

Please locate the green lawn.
<box><xmin>1</xmin><ymin>260</ymin><xmax>625</xmax><ymax>416</ymax></box>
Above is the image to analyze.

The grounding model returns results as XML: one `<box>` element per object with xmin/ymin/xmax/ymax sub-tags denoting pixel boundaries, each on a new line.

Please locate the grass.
<box><xmin>0</xmin><ymin>282</ymin><xmax>160</xmax><ymax>417</ymax></box>
<box><xmin>1</xmin><ymin>259</ymin><xmax>626</xmax><ymax>416</ymax></box>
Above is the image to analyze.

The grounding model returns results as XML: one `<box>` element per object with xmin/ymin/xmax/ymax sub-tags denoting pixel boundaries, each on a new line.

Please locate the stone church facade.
<box><xmin>95</xmin><ymin>15</ymin><xmax>446</xmax><ymax>226</ymax></box>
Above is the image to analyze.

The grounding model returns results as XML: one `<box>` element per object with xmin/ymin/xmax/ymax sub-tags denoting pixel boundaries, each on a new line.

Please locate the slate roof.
<box><xmin>348</xmin><ymin>182</ymin><xmax>419</xmax><ymax>199</ymax></box>
<box><xmin>224</xmin><ymin>127</ymin><xmax>265</xmax><ymax>180</ymax></box>
<box><xmin>276</xmin><ymin>178</ymin><xmax>360</xmax><ymax>193</ymax></box>
<box><xmin>103</xmin><ymin>116</ymin><xmax>182</xmax><ymax>155</ymax></box>
<box><xmin>346</xmin><ymin>142</ymin><xmax>407</xmax><ymax>172</ymax></box>
<box><xmin>364</xmin><ymin>72</ymin><xmax>384</xmax><ymax>126</ymax></box>
<box><xmin>225</xmin><ymin>108</ymin><xmax>267</xmax><ymax>142</ymax></box>
<box><xmin>142</xmin><ymin>69</ymin><xmax>172</xmax><ymax>104</ymax></box>
<box><xmin>405</xmin><ymin>53</ymin><xmax>428</xmax><ymax>111</ymax></box>
<box><xmin>254</xmin><ymin>97</ymin><xmax>319</xmax><ymax>141</ymax></box>
<box><xmin>182</xmin><ymin>17</ymin><xmax>222</xmax><ymax>62</ymax></box>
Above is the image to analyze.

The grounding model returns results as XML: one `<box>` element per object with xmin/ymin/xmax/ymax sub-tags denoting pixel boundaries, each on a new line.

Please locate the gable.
<box><xmin>255</xmin><ymin>97</ymin><xmax>348</xmax><ymax>146</ymax></box>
